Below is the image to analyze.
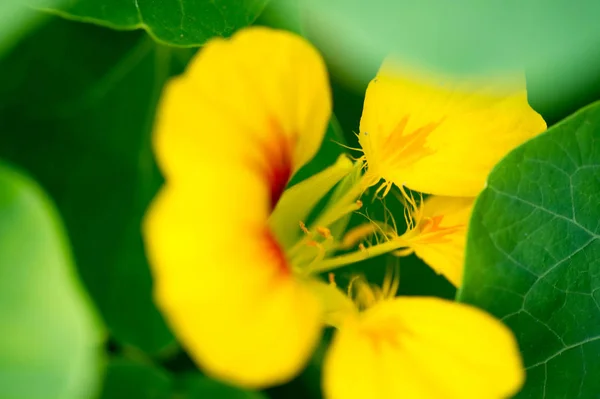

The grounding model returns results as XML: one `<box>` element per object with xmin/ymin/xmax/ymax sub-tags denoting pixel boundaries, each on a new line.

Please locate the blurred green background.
<box><xmin>1</xmin><ymin>0</ymin><xmax>600</xmax><ymax>398</ymax></box>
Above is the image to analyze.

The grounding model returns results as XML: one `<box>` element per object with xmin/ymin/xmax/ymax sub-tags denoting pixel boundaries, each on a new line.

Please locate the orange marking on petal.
<box><xmin>413</xmin><ymin>215</ymin><xmax>464</xmax><ymax>245</ymax></box>
<box><xmin>382</xmin><ymin>116</ymin><xmax>441</xmax><ymax>169</ymax></box>
<box><xmin>262</xmin><ymin>228</ymin><xmax>292</xmax><ymax>277</ymax></box>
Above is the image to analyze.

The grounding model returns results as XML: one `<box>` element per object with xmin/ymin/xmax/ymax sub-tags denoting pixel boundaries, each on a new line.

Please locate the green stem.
<box><xmin>312</xmin><ymin>174</ymin><xmax>369</xmax><ymax>229</ymax></box>
<box><xmin>308</xmin><ymin>239</ymin><xmax>409</xmax><ymax>274</ymax></box>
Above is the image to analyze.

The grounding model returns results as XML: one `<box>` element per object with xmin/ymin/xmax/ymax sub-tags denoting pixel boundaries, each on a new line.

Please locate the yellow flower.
<box><xmin>316</xmin><ymin>272</ymin><xmax>524</xmax><ymax>399</ymax></box>
<box><xmin>359</xmin><ymin>59</ymin><xmax>547</xmax><ymax>197</ymax></box>
<box><xmin>396</xmin><ymin>194</ymin><xmax>474</xmax><ymax>287</ymax></box>
<box><xmin>144</xmin><ymin>26</ymin><xmax>528</xmax><ymax>396</ymax></box>
<box><xmin>145</xmin><ymin>27</ymin><xmax>334</xmax><ymax>387</ymax></box>
<box><xmin>344</xmin><ymin>62</ymin><xmax>546</xmax><ymax>286</ymax></box>
<box><xmin>316</xmin><ymin>193</ymin><xmax>473</xmax><ymax>287</ymax></box>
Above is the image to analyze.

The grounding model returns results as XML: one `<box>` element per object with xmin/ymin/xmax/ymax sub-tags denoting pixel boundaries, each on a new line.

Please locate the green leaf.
<box><xmin>98</xmin><ymin>358</ymin><xmax>172</xmax><ymax>399</ymax></box>
<box><xmin>459</xmin><ymin>102</ymin><xmax>600</xmax><ymax>398</ymax></box>
<box><xmin>0</xmin><ymin>162</ymin><xmax>103</xmax><ymax>399</ymax></box>
<box><xmin>288</xmin><ymin>116</ymin><xmax>348</xmax><ymax>187</ymax></box>
<box><xmin>292</xmin><ymin>0</ymin><xmax>600</xmax><ymax>88</ymax></box>
<box><xmin>0</xmin><ymin>18</ymin><xmax>175</xmax><ymax>353</ymax></box>
<box><xmin>31</xmin><ymin>0</ymin><xmax>269</xmax><ymax>46</ymax></box>
<box><xmin>98</xmin><ymin>360</ymin><xmax>267</xmax><ymax>399</ymax></box>
<box><xmin>183</xmin><ymin>375</ymin><xmax>268</xmax><ymax>399</ymax></box>
<box><xmin>0</xmin><ymin>0</ymin><xmax>63</xmax><ymax>55</ymax></box>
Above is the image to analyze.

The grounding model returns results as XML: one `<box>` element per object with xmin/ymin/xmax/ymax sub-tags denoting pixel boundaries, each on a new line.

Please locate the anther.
<box><xmin>299</xmin><ymin>221</ymin><xmax>310</xmax><ymax>235</ymax></box>
<box><xmin>306</xmin><ymin>240</ymin><xmax>320</xmax><ymax>248</ymax></box>
<box><xmin>317</xmin><ymin>226</ymin><xmax>332</xmax><ymax>239</ymax></box>
<box><xmin>328</xmin><ymin>272</ymin><xmax>336</xmax><ymax>285</ymax></box>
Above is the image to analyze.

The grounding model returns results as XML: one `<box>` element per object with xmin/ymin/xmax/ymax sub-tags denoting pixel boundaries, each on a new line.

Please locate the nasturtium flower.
<box><xmin>318</xmin><ymin>272</ymin><xmax>524</xmax><ymax>399</ymax></box>
<box><xmin>359</xmin><ymin>59</ymin><xmax>547</xmax><ymax>197</ymax></box>
<box><xmin>145</xmin><ymin>28</ymin><xmax>333</xmax><ymax>387</ymax></box>
<box><xmin>144</xmin><ymin>26</ymin><xmax>532</xmax><ymax>397</ymax></box>
<box><xmin>397</xmin><ymin>195</ymin><xmax>474</xmax><ymax>287</ymax></box>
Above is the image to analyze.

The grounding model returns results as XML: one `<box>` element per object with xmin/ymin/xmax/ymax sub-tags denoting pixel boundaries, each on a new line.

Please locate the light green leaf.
<box><xmin>292</xmin><ymin>0</ymin><xmax>600</xmax><ymax>87</ymax></box>
<box><xmin>0</xmin><ymin>18</ymin><xmax>175</xmax><ymax>353</ymax></box>
<box><xmin>0</xmin><ymin>0</ymin><xmax>64</xmax><ymax>56</ymax></box>
<box><xmin>30</xmin><ymin>0</ymin><xmax>269</xmax><ymax>46</ymax></box>
<box><xmin>0</xmin><ymin>162</ymin><xmax>103</xmax><ymax>399</ymax></box>
<box><xmin>459</xmin><ymin>102</ymin><xmax>600</xmax><ymax>398</ymax></box>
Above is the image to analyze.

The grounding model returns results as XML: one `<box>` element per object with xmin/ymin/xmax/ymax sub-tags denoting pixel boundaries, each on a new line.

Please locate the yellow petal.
<box><xmin>359</xmin><ymin>58</ymin><xmax>546</xmax><ymax>196</ymax></box>
<box><xmin>154</xmin><ymin>27</ymin><xmax>331</xmax><ymax>206</ymax></box>
<box><xmin>145</xmin><ymin>27</ymin><xmax>331</xmax><ymax>387</ymax></box>
<box><xmin>406</xmin><ymin>196</ymin><xmax>474</xmax><ymax>287</ymax></box>
<box><xmin>145</xmin><ymin>184</ymin><xmax>321</xmax><ymax>388</ymax></box>
<box><xmin>323</xmin><ymin>297</ymin><xmax>524</xmax><ymax>399</ymax></box>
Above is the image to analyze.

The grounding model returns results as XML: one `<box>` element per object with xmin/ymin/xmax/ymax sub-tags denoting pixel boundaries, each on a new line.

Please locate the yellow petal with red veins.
<box><xmin>155</xmin><ymin>27</ymin><xmax>331</xmax><ymax>207</ymax></box>
<box><xmin>406</xmin><ymin>196</ymin><xmax>474</xmax><ymax>287</ymax></box>
<box><xmin>145</xmin><ymin>27</ymin><xmax>331</xmax><ymax>388</ymax></box>
<box><xmin>323</xmin><ymin>297</ymin><xmax>524</xmax><ymax>399</ymax></box>
<box><xmin>146</xmin><ymin>177</ymin><xmax>322</xmax><ymax>388</ymax></box>
<box><xmin>359</xmin><ymin>59</ymin><xmax>546</xmax><ymax>196</ymax></box>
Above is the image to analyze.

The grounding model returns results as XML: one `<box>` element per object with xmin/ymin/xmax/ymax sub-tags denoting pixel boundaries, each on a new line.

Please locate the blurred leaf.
<box><xmin>459</xmin><ymin>103</ymin><xmax>600</xmax><ymax>397</ymax></box>
<box><xmin>0</xmin><ymin>162</ymin><xmax>103</xmax><ymax>399</ymax></box>
<box><xmin>291</xmin><ymin>0</ymin><xmax>600</xmax><ymax>88</ymax></box>
<box><xmin>183</xmin><ymin>375</ymin><xmax>268</xmax><ymax>399</ymax></box>
<box><xmin>289</xmin><ymin>116</ymin><xmax>347</xmax><ymax>186</ymax></box>
<box><xmin>30</xmin><ymin>0</ymin><xmax>269</xmax><ymax>46</ymax></box>
<box><xmin>0</xmin><ymin>0</ymin><xmax>63</xmax><ymax>56</ymax></box>
<box><xmin>98</xmin><ymin>360</ymin><xmax>268</xmax><ymax>399</ymax></box>
<box><xmin>99</xmin><ymin>358</ymin><xmax>171</xmax><ymax>399</ymax></box>
<box><xmin>0</xmin><ymin>18</ymin><xmax>175</xmax><ymax>353</ymax></box>
<box><xmin>528</xmin><ymin>44</ymin><xmax>600</xmax><ymax>126</ymax></box>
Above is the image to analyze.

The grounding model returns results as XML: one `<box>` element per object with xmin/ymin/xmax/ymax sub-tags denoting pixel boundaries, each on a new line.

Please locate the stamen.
<box><xmin>381</xmin><ymin>263</ymin><xmax>400</xmax><ymax>299</ymax></box>
<box><xmin>317</xmin><ymin>226</ymin><xmax>332</xmax><ymax>239</ymax></box>
<box><xmin>374</xmin><ymin>180</ymin><xmax>393</xmax><ymax>199</ymax></box>
<box><xmin>332</xmin><ymin>139</ymin><xmax>364</xmax><ymax>153</ymax></box>
<box><xmin>308</xmin><ymin>239</ymin><xmax>410</xmax><ymax>274</ymax></box>
<box><xmin>328</xmin><ymin>272</ymin><xmax>336</xmax><ymax>285</ymax></box>
<box><xmin>299</xmin><ymin>221</ymin><xmax>310</xmax><ymax>235</ymax></box>
<box><xmin>392</xmin><ymin>248</ymin><xmax>414</xmax><ymax>257</ymax></box>
<box><xmin>341</xmin><ymin>223</ymin><xmax>377</xmax><ymax>249</ymax></box>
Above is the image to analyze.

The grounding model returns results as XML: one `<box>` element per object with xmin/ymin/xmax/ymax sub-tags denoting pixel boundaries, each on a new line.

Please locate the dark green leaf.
<box><xmin>99</xmin><ymin>358</ymin><xmax>172</xmax><ymax>399</ymax></box>
<box><xmin>0</xmin><ymin>18</ymin><xmax>175</xmax><ymax>353</ymax></box>
<box><xmin>31</xmin><ymin>0</ymin><xmax>269</xmax><ymax>46</ymax></box>
<box><xmin>183</xmin><ymin>375</ymin><xmax>268</xmax><ymax>399</ymax></box>
<box><xmin>288</xmin><ymin>115</ymin><xmax>347</xmax><ymax>187</ymax></box>
<box><xmin>0</xmin><ymin>162</ymin><xmax>103</xmax><ymax>399</ymax></box>
<box><xmin>459</xmin><ymin>102</ymin><xmax>600</xmax><ymax>398</ymax></box>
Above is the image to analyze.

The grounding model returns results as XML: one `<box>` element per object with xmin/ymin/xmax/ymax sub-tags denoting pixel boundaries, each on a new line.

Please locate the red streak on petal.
<box><xmin>266</xmin><ymin>135</ymin><xmax>292</xmax><ymax>209</ymax></box>
<box><xmin>262</xmin><ymin>229</ymin><xmax>291</xmax><ymax>276</ymax></box>
<box><xmin>244</xmin><ymin>119</ymin><xmax>294</xmax><ymax>211</ymax></box>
